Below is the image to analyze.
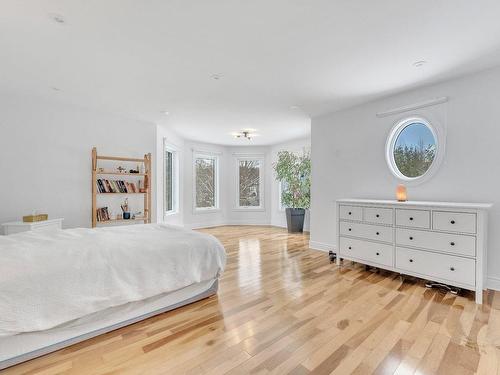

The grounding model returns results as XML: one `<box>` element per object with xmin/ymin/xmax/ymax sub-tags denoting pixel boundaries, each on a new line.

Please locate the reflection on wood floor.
<box><xmin>3</xmin><ymin>225</ymin><xmax>499</xmax><ymax>374</ymax></box>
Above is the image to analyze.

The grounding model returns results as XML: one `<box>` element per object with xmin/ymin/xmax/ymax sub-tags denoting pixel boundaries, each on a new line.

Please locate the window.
<box><xmin>194</xmin><ymin>153</ymin><xmax>219</xmax><ymax>210</ymax></box>
<box><xmin>164</xmin><ymin>142</ymin><xmax>178</xmax><ymax>216</ymax></box>
<box><xmin>386</xmin><ymin>117</ymin><xmax>438</xmax><ymax>181</ymax></box>
<box><xmin>237</xmin><ymin>157</ymin><xmax>263</xmax><ymax>209</ymax></box>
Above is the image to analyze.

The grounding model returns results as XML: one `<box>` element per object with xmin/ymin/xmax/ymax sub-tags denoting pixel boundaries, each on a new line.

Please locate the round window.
<box><xmin>386</xmin><ymin>117</ymin><xmax>438</xmax><ymax>181</ymax></box>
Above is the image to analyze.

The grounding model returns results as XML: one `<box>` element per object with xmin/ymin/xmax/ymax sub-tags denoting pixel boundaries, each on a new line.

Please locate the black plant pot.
<box><xmin>285</xmin><ymin>208</ymin><xmax>305</xmax><ymax>233</ymax></box>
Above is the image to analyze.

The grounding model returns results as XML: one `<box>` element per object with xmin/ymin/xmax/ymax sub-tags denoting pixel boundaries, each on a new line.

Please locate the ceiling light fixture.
<box><xmin>233</xmin><ymin>130</ymin><xmax>258</xmax><ymax>141</ymax></box>
<box><xmin>413</xmin><ymin>60</ymin><xmax>427</xmax><ymax>67</ymax></box>
<box><xmin>49</xmin><ymin>13</ymin><xmax>66</xmax><ymax>25</ymax></box>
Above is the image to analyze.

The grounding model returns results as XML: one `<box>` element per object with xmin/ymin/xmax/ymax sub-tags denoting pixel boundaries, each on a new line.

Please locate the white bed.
<box><xmin>0</xmin><ymin>224</ymin><xmax>226</xmax><ymax>370</ymax></box>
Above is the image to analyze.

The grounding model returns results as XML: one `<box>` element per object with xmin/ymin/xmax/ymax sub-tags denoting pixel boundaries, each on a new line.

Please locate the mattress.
<box><xmin>0</xmin><ymin>278</ymin><xmax>218</xmax><ymax>370</ymax></box>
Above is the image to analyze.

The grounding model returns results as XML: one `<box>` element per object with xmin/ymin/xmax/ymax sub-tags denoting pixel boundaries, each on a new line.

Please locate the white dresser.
<box><xmin>336</xmin><ymin>199</ymin><xmax>491</xmax><ymax>304</ymax></box>
<box><xmin>2</xmin><ymin>218</ymin><xmax>64</xmax><ymax>235</ymax></box>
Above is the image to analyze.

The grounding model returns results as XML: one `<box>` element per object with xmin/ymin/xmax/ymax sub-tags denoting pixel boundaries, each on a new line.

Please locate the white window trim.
<box><xmin>193</xmin><ymin>151</ymin><xmax>220</xmax><ymax>213</ymax></box>
<box><xmin>385</xmin><ymin>116</ymin><xmax>445</xmax><ymax>186</ymax></box>
<box><xmin>163</xmin><ymin>140</ymin><xmax>179</xmax><ymax>218</ymax></box>
<box><xmin>234</xmin><ymin>155</ymin><xmax>265</xmax><ymax>211</ymax></box>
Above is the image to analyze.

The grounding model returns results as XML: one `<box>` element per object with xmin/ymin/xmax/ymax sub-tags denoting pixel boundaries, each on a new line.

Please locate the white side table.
<box><xmin>2</xmin><ymin>218</ymin><xmax>64</xmax><ymax>235</ymax></box>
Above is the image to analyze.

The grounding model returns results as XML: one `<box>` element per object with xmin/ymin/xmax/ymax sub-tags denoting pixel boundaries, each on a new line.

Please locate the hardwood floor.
<box><xmin>3</xmin><ymin>225</ymin><xmax>500</xmax><ymax>375</ymax></box>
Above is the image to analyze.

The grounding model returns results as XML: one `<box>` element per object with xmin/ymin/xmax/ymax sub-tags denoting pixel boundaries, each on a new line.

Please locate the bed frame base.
<box><xmin>0</xmin><ymin>280</ymin><xmax>218</xmax><ymax>370</ymax></box>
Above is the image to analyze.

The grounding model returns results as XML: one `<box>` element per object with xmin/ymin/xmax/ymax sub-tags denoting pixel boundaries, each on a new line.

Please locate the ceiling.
<box><xmin>2</xmin><ymin>1</ymin><xmax>500</xmax><ymax>145</ymax></box>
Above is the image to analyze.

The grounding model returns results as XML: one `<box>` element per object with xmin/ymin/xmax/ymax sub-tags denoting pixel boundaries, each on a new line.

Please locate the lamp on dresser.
<box><xmin>336</xmin><ymin>199</ymin><xmax>492</xmax><ymax>304</ymax></box>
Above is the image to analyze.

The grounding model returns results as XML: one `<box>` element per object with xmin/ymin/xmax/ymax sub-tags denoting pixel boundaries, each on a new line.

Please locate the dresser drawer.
<box><xmin>396</xmin><ymin>247</ymin><xmax>475</xmax><ymax>287</ymax></box>
<box><xmin>395</xmin><ymin>228</ymin><xmax>476</xmax><ymax>257</ymax></box>
<box><xmin>339</xmin><ymin>237</ymin><xmax>393</xmax><ymax>267</ymax></box>
<box><xmin>364</xmin><ymin>207</ymin><xmax>393</xmax><ymax>225</ymax></box>
<box><xmin>340</xmin><ymin>221</ymin><xmax>393</xmax><ymax>243</ymax></box>
<box><xmin>433</xmin><ymin>211</ymin><xmax>476</xmax><ymax>234</ymax></box>
<box><xmin>339</xmin><ymin>205</ymin><xmax>363</xmax><ymax>221</ymax></box>
<box><xmin>395</xmin><ymin>209</ymin><xmax>430</xmax><ymax>229</ymax></box>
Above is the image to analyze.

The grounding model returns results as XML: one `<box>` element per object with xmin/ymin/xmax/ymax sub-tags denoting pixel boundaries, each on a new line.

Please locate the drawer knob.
<box><xmin>409</xmin><ymin>259</ymin><xmax>414</xmax><ymax>263</ymax></box>
<box><xmin>409</xmin><ymin>217</ymin><xmax>414</xmax><ymax>221</ymax></box>
<box><xmin>450</xmin><ymin>267</ymin><xmax>455</xmax><ymax>271</ymax></box>
<box><xmin>348</xmin><ymin>246</ymin><xmax>352</xmax><ymax>250</ymax></box>
<box><xmin>348</xmin><ymin>228</ymin><xmax>352</xmax><ymax>231</ymax></box>
<box><xmin>450</xmin><ymin>242</ymin><xmax>455</xmax><ymax>246</ymax></box>
<box><xmin>348</xmin><ymin>212</ymin><xmax>352</xmax><ymax>215</ymax></box>
<box><xmin>409</xmin><ymin>236</ymin><xmax>414</xmax><ymax>240</ymax></box>
<box><xmin>376</xmin><ymin>232</ymin><xmax>380</xmax><ymax>235</ymax></box>
<box><xmin>450</xmin><ymin>220</ymin><xmax>456</xmax><ymax>224</ymax></box>
<box><xmin>376</xmin><ymin>214</ymin><xmax>380</xmax><ymax>218</ymax></box>
<box><xmin>376</xmin><ymin>252</ymin><xmax>380</xmax><ymax>256</ymax></box>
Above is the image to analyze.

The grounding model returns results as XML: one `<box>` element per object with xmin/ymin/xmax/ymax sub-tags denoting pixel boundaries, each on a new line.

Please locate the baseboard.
<box><xmin>487</xmin><ymin>276</ymin><xmax>500</xmax><ymax>291</ymax></box>
<box><xmin>308</xmin><ymin>240</ymin><xmax>334</xmax><ymax>253</ymax></box>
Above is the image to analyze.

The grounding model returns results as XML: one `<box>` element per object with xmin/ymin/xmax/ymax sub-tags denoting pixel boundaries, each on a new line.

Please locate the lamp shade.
<box><xmin>396</xmin><ymin>185</ymin><xmax>407</xmax><ymax>202</ymax></box>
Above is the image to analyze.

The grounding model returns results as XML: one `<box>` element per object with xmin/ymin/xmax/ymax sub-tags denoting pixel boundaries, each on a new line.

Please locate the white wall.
<box><xmin>0</xmin><ymin>92</ymin><xmax>156</xmax><ymax>231</ymax></box>
<box><xmin>310</xmin><ymin>66</ymin><xmax>500</xmax><ymax>288</ymax></box>
<box><xmin>270</xmin><ymin>138</ymin><xmax>311</xmax><ymax>230</ymax></box>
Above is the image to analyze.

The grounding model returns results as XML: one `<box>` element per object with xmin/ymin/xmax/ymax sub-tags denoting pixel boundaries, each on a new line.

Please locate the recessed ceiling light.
<box><xmin>211</xmin><ymin>74</ymin><xmax>222</xmax><ymax>80</ymax></box>
<box><xmin>162</xmin><ymin>110</ymin><xmax>169</xmax><ymax>115</ymax></box>
<box><xmin>49</xmin><ymin>13</ymin><xmax>66</xmax><ymax>25</ymax></box>
<box><xmin>413</xmin><ymin>60</ymin><xmax>427</xmax><ymax>67</ymax></box>
<box><xmin>289</xmin><ymin>105</ymin><xmax>300</xmax><ymax>110</ymax></box>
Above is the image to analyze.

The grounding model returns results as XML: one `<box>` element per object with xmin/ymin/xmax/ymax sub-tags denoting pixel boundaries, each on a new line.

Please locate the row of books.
<box><xmin>96</xmin><ymin>207</ymin><xmax>110</xmax><ymax>222</ymax></box>
<box><xmin>96</xmin><ymin>179</ymin><xmax>138</xmax><ymax>194</ymax></box>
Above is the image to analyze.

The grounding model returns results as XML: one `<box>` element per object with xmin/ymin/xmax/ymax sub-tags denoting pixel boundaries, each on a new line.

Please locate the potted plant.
<box><xmin>273</xmin><ymin>150</ymin><xmax>311</xmax><ymax>233</ymax></box>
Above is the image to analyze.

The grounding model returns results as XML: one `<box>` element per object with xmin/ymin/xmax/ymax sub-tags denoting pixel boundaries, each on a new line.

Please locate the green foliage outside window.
<box><xmin>393</xmin><ymin>139</ymin><xmax>435</xmax><ymax>178</ymax></box>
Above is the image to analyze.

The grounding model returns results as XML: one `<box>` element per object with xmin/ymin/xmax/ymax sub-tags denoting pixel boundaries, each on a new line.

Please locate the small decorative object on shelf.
<box><xmin>23</xmin><ymin>214</ymin><xmax>48</xmax><ymax>223</ymax></box>
<box><xmin>121</xmin><ymin>198</ymin><xmax>130</xmax><ymax>219</ymax></box>
<box><xmin>396</xmin><ymin>184</ymin><xmax>407</xmax><ymax>202</ymax></box>
<box><xmin>129</xmin><ymin>165</ymin><xmax>140</xmax><ymax>174</ymax></box>
<box><xmin>91</xmin><ymin>147</ymin><xmax>151</xmax><ymax>227</ymax></box>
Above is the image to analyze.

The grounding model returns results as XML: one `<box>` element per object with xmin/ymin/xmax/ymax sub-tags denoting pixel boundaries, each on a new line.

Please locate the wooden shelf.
<box><xmin>97</xmin><ymin>192</ymin><xmax>146</xmax><ymax>195</ymax></box>
<box><xmin>92</xmin><ymin>147</ymin><xmax>151</xmax><ymax>228</ymax></box>
<box><xmin>96</xmin><ymin>155</ymin><xmax>145</xmax><ymax>162</ymax></box>
<box><xmin>97</xmin><ymin>218</ymin><xmax>146</xmax><ymax>224</ymax></box>
<box><xmin>96</xmin><ymin>172</ymin><xmax>146</xmax><ymax>176</ymax></box>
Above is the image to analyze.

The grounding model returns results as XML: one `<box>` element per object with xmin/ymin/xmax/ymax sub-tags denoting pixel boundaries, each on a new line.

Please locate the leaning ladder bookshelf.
<box><xmin>91</xmin><ymin>147</ymin><xmax>152</xmax><ymax>228</ymax></box>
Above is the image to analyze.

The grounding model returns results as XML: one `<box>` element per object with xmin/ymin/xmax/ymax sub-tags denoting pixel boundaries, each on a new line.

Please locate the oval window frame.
<box><xmin>385</xmin><ymin>116</ymin><xmax>442</xmax><ymax>185</ymax></box>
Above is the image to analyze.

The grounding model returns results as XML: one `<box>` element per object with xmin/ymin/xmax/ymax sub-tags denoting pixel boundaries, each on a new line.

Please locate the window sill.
<box><xmin>193</xmin><ymin>208</ymin><xmax>221</xmax><ymax>214</ymax></box>
<box><xmin>164</xmin><ymin>210</ymin><xmax>178</xmax><ymax>217</ymax></box>
<box><xmin>233</xmin><ymin>207</ymin><xmax>266</xmax><ymax>212</ymax></box>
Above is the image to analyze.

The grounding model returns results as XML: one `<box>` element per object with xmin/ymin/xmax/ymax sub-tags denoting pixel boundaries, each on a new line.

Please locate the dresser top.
<box><xmin>1</xmin><ymin>218</ymin><xmax>64</xmax><ymax>227</ymax></box>
<box><xmin>337</xmin><ymin>199</ymin><xmax>492</xmax><ymax>210</ymax></box>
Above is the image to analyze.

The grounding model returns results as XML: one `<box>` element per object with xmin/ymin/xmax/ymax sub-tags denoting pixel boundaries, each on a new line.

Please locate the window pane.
<box><xmin>239</xmin><ymin>160</ymin><xmax>260</xmax><ymax>207</ymax></box>
<box><xmin>393</xmin><ymin>122</ymin><xmax>436</xmax><ymax>178</ymax></box>
<box><xmin>195</xmin><ymin>158</ymin><xmax>216</xmax><ymax>208</ymax></box>
<box><xmin>165</xmin><ymin>151</ymin><xmax>173</xmax><ymax>212</ymax></box>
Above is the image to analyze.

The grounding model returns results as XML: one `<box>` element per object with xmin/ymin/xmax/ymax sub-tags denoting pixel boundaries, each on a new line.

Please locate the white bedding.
<box><xmin>0</xmin><ymin>224</ymin><xmax>226</xmax><ymax>337</ymax></box>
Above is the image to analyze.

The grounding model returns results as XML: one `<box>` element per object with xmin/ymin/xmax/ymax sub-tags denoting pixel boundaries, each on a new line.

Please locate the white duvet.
<box><xmin>0</xmin><ymin>224</ymin><xmax>226</xmax><ymax>337</ymax></box>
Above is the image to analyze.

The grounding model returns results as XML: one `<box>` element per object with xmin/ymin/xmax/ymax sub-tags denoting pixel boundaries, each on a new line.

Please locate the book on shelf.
<box><xmin>96</xmin><ymin>207</ymin><xmax>110</xmax><ymax>222</ymax></box>
<box><xmin>96</xmin><ymin>178</ymin><xmax>139</xmax><ymax>194</ymax></box>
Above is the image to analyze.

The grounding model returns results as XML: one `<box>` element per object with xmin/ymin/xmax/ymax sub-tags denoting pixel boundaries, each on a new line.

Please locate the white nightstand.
<box><xmin>1</xmin><ymin>218</ymin><xmax>64</xmax><ymax>235</ymax></box>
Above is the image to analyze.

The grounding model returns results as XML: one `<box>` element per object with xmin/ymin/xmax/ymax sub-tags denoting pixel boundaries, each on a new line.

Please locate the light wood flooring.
<box><xmin>3</xmin><ymin>225</ymin><xmax>500</xmax><ymax>375</ymax></box>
